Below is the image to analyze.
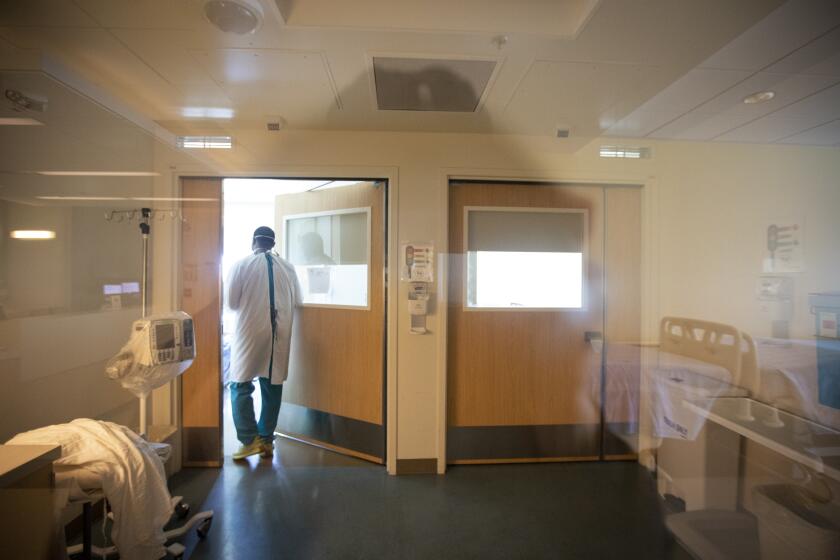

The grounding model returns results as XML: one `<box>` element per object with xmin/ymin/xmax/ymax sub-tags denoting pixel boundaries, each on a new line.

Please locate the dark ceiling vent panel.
<box><xmin>373</xmin><ymin>57</ymin><xmax>496</xmax><ymax>112</ymax></box>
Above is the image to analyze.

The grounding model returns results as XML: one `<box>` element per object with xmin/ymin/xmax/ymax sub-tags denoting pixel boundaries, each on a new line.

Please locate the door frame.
<box><xmin>436</xmin><ymin>170</ymin><xmax>659</xmax><ymax>473</ymax></box>
<box><xmin>169</xmin><ymin>166</ymin><xmax>400</xmax><ymax>475</ymax></box>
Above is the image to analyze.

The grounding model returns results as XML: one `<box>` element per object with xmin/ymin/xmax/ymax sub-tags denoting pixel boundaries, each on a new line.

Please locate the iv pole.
<box><xmin>139</xmin><ymin>207</ymin><xmax>151</xmax><ymax>437</ymax></box>
<box><xmin>104</xmin><ymin>206</ymin><xmax>184</xmax><ymax>438</ymax></box>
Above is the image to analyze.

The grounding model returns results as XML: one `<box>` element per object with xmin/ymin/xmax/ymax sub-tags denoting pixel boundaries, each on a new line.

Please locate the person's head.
<box><xmin>252</xmin><ymin>226</ymin><xmax>275</xmax><ymax>252</ymax></box>
<box><xmin>300</xmin><ymin>231</ymin><xmax>325</xmax><ymax>258</ymax></box>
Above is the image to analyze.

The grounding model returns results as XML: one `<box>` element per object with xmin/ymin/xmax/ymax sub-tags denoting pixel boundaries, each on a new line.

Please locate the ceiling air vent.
<box><xmin>599</xmin><ymin>145</ymin><xmax>651</xmax><ymax>159</ymax></box>
<box><xmin>176</xmin><ymin>135</ymin><xmax>232</xmax><ymax>149</ymax></box>
<box><xmin>373</xmin><ymin>57</ymin><xmax>496</xmax><ymax>112</ymax></box>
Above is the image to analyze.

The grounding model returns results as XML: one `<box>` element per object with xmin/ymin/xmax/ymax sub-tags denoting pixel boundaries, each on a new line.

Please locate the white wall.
<box><xmin>169</xmin><ymin>129</ymin><xmax>839</xmax><ymax>461</ymax></box>
<box><xmin>655</xmin><ymin>141</ymin><xmax>840</xmax><ymax>338</ymax></box>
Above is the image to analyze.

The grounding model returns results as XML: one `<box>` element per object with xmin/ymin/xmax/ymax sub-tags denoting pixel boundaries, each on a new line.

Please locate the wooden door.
<box><xmin>447</xmin><ymin>182</ymin><xmax>607</xmax><ymax>464</ymax></box>
<box><xmin>274</xmin><ymin>181</ymin><xmax>386</xmax><ymax>463</ymax></box>
<box><xmin>180</xmin><ymin>177</ymin><xmax>223</xmax><ymax>467</ymax></box>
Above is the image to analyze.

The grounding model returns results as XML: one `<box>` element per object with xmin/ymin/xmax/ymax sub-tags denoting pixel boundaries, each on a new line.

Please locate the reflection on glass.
<box><xmin>285</xmin><ymin>209</ymin><xmax>369</xmax><ymax>307</ymax></box>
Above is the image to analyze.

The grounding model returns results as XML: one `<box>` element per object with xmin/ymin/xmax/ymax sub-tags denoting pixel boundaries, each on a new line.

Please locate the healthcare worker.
<box><xmin>226</xmin><ymin>226</ymin><xmax>302</xmax><ymax>460</ymax></box>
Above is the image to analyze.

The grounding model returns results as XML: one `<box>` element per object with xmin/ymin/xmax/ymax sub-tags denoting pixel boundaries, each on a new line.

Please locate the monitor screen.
<box><xmin>103</xmin><ymin>284</ymin><xmax>122</xmax><ymax>295</ymax></box>
<box><xmin>154</xmin><ymin>323</ymin><xmax>176</xmax><ymax>350</ymax></box>
<box><xmin>122</xmin><ymin>281</ymin><xmax>140</xmax><ymax>294</ymax></box>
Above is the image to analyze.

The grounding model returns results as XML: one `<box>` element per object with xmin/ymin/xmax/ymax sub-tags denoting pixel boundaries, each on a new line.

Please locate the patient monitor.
<box><xmin>106</xmin><ymin>311</ymin><xmax>196</xmax><ymax>398</ymax></box>
<box><xmin>134</xmin><ymin>314</ymin><xmax>195</xmax><ymax>366</ymax></box>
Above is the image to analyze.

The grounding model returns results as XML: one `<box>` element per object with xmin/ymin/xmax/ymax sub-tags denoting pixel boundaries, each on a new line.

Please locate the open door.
<box><xmin>274</xmin><ymin>181</ymin><xmax>386</xmax><ymax>463</ymax></box>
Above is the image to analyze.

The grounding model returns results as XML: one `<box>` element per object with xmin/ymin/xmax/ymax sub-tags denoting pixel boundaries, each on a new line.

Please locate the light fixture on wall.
<box><xmin>743</xmin><ymin>91</ymin><xmax>775</xmax><ymax>104</ymax></box>
<box><xmin>204</xmin><ymin>0</ymin><xmax>262</xmax><ymax>34</ymax></box>
<box><xmin>10</xmin><ymin>230</ymin><xmax>56</xmax><ymax>240</ymax></box>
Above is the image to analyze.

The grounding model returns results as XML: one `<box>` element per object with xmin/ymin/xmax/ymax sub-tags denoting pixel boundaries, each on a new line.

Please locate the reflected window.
<box><xmin>284</xmin><ymin>208</ymin><xmax>370</xmax><ymax>307</ymax></box>
<box><xmin>465</xmin><ymin>207</ymin><xmax>586</xmax><ymax>309</ymax></box>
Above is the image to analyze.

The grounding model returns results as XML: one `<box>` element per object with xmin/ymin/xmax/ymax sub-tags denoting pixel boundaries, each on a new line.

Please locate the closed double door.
<box><xmin>447</xmin><ymin>181</ymin><xmax>641</xmax><ymax>464</ymax></box>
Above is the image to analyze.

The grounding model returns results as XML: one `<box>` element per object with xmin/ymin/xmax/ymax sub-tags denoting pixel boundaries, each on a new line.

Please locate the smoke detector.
<box><xmin>204</xmin><ymin>0</ymin><xmax>262</xmax><ymax>35</ymax></box>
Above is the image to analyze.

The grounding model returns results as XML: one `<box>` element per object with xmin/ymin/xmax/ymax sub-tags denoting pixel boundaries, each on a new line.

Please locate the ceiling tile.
<box><xmin>72</xmin><ymin>0</ymin><xmax>206</xmax><ymax>29</ymax></box>
<box><xmin>700</xmin><ymin>0</ymin><xmax>840</xmax><ymax>71</ymax></box>
<box><xmin>189</xmin><ymin>48</ymin><xmax>338</xmax><ymax>120</ymax></box>
<box><xmin>505</xmin><ymin>60</ymin><xmax>661</xmax><ymax>136</ymax></box>
<box><xmin>716</xmin><ymin>114</ymin><xmax>824</xmax><ymax>143</ymax></box>
<box><xmin>112</xmin><ymin>29</ymin><xmax>221</xmax><ymax>86</ymax></box>
<box><xmin>0</xmin><ymin>0</ymin><xmax>98</xmax><ymax>27</ymax></box>
<box><xmin>648</xmin><ymin>72</ymin><xmax>838</xmax><ymax>140</ymax></box>
<box><xmin>605</xmin><ymin>68</ymin><xmax>749</xmax><ymax>137</ymax></box>
<box><xmin>778</xmin><ymin>118</ymin><xmax>840</xmax><ymax>145</ymax></box>
<box><xmin>0</xmin><ymin>27</ymin><xmax>189</xmax><ymax>118</ymax></box>
<box><xmin>772</xmin><ymin>80</ymin><xmax>840</xmax><ymax>120</ymax></box>
<box><xmin>766</xmin><ymin>25</ymin><xmax>840</xmax><ymax>76</ymax></box>
<box><xmin>275</xmin><ymin>0</ymin><xmax>599</xmax><ymax>37</ymax></box>
<box><xmin>714</xmin><ymin>83</ymin><xmax>840</xmax><ymax>143</ymax></box>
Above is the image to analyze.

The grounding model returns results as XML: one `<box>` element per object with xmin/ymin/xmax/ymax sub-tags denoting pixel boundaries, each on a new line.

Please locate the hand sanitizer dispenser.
<box><xmin>409</xmin><ymin>282</ymin><xmax>430</xmax><ymax>334</ymax></box>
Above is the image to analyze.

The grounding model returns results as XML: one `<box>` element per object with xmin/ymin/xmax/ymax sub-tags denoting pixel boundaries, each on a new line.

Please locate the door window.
<box><xmin>283</xmin><ymin>207</ymin><xmax>370</xmax><ymax>308</ymax></box>
<box><xmin>465</xmin><ymin>207</ymin><xmax>587</xmax><ymax>309</ymax></box>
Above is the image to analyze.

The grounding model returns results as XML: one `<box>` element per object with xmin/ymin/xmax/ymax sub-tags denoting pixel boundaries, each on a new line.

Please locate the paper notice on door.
<box><xmin>307</xmin><ymin>266</ymin><xmax>331</xmax><ymax>294</ymax></box>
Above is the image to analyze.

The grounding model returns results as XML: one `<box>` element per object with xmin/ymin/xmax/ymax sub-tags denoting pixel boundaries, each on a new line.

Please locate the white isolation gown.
<box><xmin>226</xmin><ymin>250</ymin><xmax>302</xmax><ymax>384</ymax></box>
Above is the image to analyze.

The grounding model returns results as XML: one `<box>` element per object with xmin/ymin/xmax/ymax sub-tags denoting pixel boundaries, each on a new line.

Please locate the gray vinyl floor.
<box><xmin>169</xmin><ymin>438</ymin><xmax>690</xmax><ymax>560</ymax></box>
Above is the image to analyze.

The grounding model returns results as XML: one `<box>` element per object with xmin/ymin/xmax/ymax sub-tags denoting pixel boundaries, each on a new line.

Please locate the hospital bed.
<box><xmin>646</xmin><ymin>317</ymin><xmax>757</xmax><ymax>439</ymax></box>
<box><xmin>59</xmin><ymin>440</ymin><xmax>213</xmax><ymax>559</ymax></box>
<box><xmin>600</xmin><ymin>317</ymin><xmax>757</xmax><ymax>455</ymax></box>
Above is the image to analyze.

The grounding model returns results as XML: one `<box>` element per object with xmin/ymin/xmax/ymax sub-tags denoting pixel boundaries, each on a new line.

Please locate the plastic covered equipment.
<box><xmin>106</xmin><ymin>311</ymin><xmax>196</xmax><ymax>398</ymax></box>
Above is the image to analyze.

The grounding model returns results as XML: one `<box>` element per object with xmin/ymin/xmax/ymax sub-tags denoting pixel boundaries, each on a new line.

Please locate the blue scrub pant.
<box><xmin>229</xmin><ymin>377</ymin><xmax>283</xmax><ymax>445</ymax></box>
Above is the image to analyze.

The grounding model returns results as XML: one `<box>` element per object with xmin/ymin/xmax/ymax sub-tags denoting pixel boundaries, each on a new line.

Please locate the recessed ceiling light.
<box><xmin>743</xmin><ymin>91</ymin><xmax>775</xmax><ymax>104</ymax></box>
<box><xmin>177</xmin><ymin>135</ymin><xmax>233</xmax><ymax>149</ymax></box>
<box><xmin>10</xmin><ymin>230</ymin><xmax>56</xmax><ymax>240</ymax></box>
<box><xmin>35</xmin><ymin>171</ymin><xmax>160</xmax><ymax>177</ymax></box>
<box><xmin>204</xmin><ymin>0</ymin><xmax>262</xmax><ymax>34</ymax></box>
<box><xmin>0</xmin><ymin>117</ymin><xmax>44</xmax><ymax>125</ymax></box>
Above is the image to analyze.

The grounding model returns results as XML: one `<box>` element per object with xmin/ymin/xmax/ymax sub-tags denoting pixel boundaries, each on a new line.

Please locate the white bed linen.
<box><xmin>6</xmin><ymin>419</ymin><xmax>172</xmax><ymax>560</ymax></box>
